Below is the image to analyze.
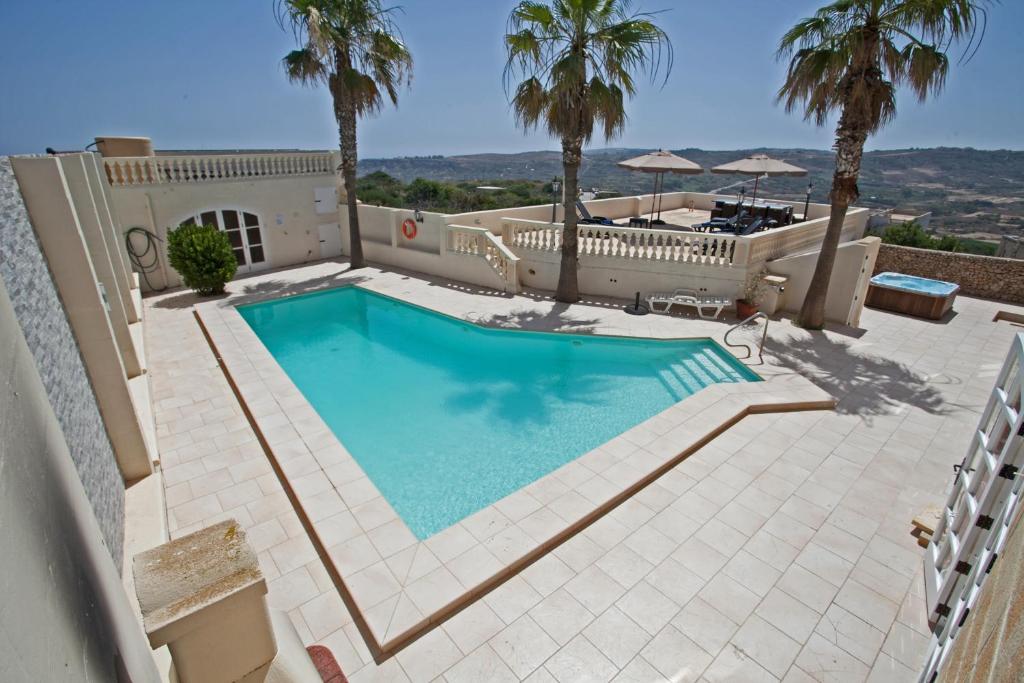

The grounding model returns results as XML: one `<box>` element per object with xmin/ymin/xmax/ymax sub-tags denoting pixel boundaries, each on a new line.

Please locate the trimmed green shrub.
<box><xmin>166</xmin><ymin>223</ymin><xmax>237</xmax><ymax>295</ymax></box>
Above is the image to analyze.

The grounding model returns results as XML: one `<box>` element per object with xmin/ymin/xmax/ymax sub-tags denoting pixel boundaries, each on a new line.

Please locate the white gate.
<box><xmin>920</xmin><ymin>332</ymin><xmax>1024</xmax><ymax>681</ymax></box>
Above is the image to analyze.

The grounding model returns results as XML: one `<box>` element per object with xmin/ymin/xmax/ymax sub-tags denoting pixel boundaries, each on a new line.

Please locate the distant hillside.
<box><xmin>359</xmin><ymin>147</ymin><xmax>1024</xmax><ymax>239</ymax></box>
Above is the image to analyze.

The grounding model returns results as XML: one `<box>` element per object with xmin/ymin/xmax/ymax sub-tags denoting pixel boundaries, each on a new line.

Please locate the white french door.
<box><xmin>920</xmin><ymin>332</ymin><xmax>1024</xmax><ymax>681</ymax></box>
<box><xmin>179</xmin><ymin>209</ymin><xmax>269</xmax><ymax>273</ymax></box>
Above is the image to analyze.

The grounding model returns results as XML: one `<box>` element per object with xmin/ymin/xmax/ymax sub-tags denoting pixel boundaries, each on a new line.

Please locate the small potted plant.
<box><xmin>736</xmin><ymin>270</ymin><xmax>764</xmax><ymax>319</ymax></box>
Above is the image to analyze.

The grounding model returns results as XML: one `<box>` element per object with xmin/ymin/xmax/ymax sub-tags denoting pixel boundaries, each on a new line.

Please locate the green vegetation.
<box><xmin>357</xmin><ymin>171</ymin><xmax>558</xmax><ymax>214</ymax></box>
<box><xmin>872</xmin><ymin>221</ymin><xmax>1000</xmax><ymax>256</ymax></box>
<box><xmin>775</xmin><ymin>0</ymin><xmax>986</xmax><ymax>329</ymax></box>
<box><xmin>503</xmin><ymin>0</ymin><xmax>672</xmax><ymax>302</ymax></box>
<box><xmin>877</xmin><ymin>221</ymin><xmax>962</xmax><ymax>251</ymax></box>
<box><xmin>957</xmin><ymin>238</ymin><xmax>998</xmax><ymax>256</ymax></box>
<box><xmin>166</xmin><ymin>224</ymin><xmax>237</xmax><ymax>295</ymax></box>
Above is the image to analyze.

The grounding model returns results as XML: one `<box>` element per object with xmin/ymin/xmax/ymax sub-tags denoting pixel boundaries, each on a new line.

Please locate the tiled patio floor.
<box><xmin>144</xmin><ymin>258</ymin><xmax>1023</xmax><ymax>682</ymax></box>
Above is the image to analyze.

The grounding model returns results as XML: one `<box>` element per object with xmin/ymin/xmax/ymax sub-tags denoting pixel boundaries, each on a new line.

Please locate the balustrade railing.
<box><xmin>103</xmin><ymin>152</ymin><xmax>335</xmax><ymax>186</ymax></box>
<box><xmin>446</xmin><ymin>225</ymin><xmax>520</xmax><ymax>293</ymax></box>
<box><xmin>501</xmin><ymin>218</ymin><xmax>745</xmax><ymax>267</ymax></box>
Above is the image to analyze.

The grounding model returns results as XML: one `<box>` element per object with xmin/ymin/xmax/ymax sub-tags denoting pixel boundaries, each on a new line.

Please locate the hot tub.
<box><xmin>866</xmin><ymin>272</ymin><xmax>959</xmax><ymax>320</ymax></box>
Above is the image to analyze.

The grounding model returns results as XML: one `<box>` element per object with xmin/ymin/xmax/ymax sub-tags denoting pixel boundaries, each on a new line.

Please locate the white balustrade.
<box><xmin>103</xmin><ymin>152</ymin><xmax>335</xmax><ymax>186</ymax></box>
<box><xmin>446</xmin><ymin>225</ymin><xmax>520</xmax><ymax>293</ymax></box>
<box><xmin>501</xmin><ymin>218</ymin><xmax>743</xmax><ymax>267</ymax></box>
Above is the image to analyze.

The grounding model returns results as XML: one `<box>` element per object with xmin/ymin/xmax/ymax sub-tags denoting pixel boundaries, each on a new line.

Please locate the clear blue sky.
<box><xmin>1</xmin><ymin>1</ymin><xmax>1021</xmax><ymax>157</ymax></box>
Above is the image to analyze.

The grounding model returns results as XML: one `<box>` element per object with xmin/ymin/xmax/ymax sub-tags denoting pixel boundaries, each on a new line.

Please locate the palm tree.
<box><xmin>778</xmin><ymin>0</ymin><xmax>987</xmax><ymax>329</ymax></box>
<box><xmin>278</xmin><ymin>0</ymin><xmax>412</xmax><ymax>270</ymax></box>
<box><xmin>504</xmin><ymin>0</ymin><xmax>672</xmax><ymax>303</ymax></box>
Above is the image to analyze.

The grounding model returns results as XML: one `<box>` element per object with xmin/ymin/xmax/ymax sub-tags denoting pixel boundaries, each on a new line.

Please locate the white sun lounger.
<box><xmin>646</xmin><ymin>289</ymin><xmax>732</xmax><ymax>319</ymax></box>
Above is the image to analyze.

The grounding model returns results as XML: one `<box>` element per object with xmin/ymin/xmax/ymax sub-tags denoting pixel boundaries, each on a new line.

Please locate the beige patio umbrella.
<box><xmin>617</xmin><ymin>150</ymin><xmax>703</xmax><ymax>222</ymax></box>
<box><xmin>710</xmin><ymin>153</ymin><xmax>807</xmax><ymax>205</ymax></box>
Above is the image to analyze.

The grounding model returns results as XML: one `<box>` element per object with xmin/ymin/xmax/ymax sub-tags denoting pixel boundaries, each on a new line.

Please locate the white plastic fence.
<box><xmin>919</xmin><ymin>332</ymin><xmax>1024</xmax><ymax>681</ymax></box>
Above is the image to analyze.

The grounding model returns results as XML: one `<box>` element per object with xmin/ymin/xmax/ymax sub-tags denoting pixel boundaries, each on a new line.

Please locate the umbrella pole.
<box><xmin>752</xmin><ymin>175</ymin><xmax>760</xmax><ymax>206</ymax></box>
<box><xmin>650</xmin><ymin>174</ymin><xmax>659</xmax><ymax>220</ymax></box>
<box><xmin>659</xmin><ymin>172</ymin><xmax>667</xmax><ymax>220</ymax></box>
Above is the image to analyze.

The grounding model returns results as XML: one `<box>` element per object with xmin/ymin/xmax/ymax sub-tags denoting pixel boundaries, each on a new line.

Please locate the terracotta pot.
<box><xmin>736</xmin><ymin>299</ymin><xmax>759</xmax><ymax>319</ymax></box>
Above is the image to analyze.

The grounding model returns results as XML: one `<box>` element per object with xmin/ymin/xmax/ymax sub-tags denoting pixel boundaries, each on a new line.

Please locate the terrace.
<box><xmin>4</xmin><ymin>144</ymin><xmax>1024</xmax><ymax>683</ymax></box>
<box><xmin>146</xmin><ymin>256</ymin><xmax>1020</xmax><ymax>682</ymax></box>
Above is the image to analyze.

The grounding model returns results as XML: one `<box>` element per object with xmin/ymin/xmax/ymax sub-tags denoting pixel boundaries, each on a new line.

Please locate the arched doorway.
<box><xmin>177</xmin><ymin>209</ymin><xmax>268</xmax><ymax>273</ymax></box>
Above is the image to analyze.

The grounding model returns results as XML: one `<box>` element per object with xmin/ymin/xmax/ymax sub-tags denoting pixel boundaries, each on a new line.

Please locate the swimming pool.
<box><xmin>239</xmin><ymin>287</ymin><xmax>758</xmax><ymax>538</ymax></box>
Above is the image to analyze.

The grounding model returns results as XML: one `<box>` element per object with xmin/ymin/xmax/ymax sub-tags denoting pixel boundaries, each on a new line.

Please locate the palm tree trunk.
<box><xmin>333</xmin><ymin>48</ymin><xmax>365</xmax><ymax>270</ymax></box>
<box><xmin>556</xmin><ymin>139</ymin><xmax>582</xmax><ymax>303</ymax></box>
<box><xmin>796</xmin><ymin>110</ymin><xmax>867</xmax><ymax>329</ymax></box>
<box><xmin>338</xmin><ymin>104</ymin><xmax>365</xmax><ymax>269</ymax></box>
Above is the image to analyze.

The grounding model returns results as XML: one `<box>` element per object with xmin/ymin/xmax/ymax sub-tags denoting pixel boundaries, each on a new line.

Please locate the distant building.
<box><xmin>997</xmin><ymin>235</ymin><xmax>1024</xmax><ymax>260</ymax></box>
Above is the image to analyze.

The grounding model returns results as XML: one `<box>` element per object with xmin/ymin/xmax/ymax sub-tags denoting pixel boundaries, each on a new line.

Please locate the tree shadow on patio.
<box><xmin>467</xmin><ymin>302</ymin><xmax>602</xmax><ymax>335</ymax></box>
<box><xmin>151</xmin><ymin>268</ymin><xmax>368</xmax><ymax>309</ymax></box>
<box><xmin>766</xmin><ymin>331</ymin><xmax>957</xmax><ymax>419</ymax></box>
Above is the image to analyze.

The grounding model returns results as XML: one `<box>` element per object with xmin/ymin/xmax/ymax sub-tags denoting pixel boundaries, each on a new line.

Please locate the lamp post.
<box><xmin>803</xmin><ymin>181</ymin><xmax>813</xmax><ymax>222</ymax></box>
<box><xmin>551</xmin><ymin>177</ymin><xmax>562</xmax><ymax>223</ymax></box>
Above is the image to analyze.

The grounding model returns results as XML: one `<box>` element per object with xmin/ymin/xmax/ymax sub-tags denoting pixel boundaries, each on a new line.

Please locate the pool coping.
<box><xmin>195</xmin><ymin>284</ymin><xmax>835</xmax><ymax>656</ymax></box>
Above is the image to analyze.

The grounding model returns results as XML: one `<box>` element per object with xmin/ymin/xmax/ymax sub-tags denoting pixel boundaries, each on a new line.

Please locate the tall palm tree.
<box><xmin>778</xmin><ymin>0</ymin><xmax>987</xmax><ymax>329</ymax></box>
<box><xmin>278</xmin><ymin>0</ymin><xmax>412</xmax><ymax>270</ymax></box>
<box><xmin>504</xmin><ymin>0</ymin><xmax>672</xmax><ymax>303</ymax></box>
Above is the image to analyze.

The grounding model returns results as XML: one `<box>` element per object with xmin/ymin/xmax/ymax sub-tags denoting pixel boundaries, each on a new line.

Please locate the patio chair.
<box><xmin>646</xmin><ymin>289</ymin><xmax>732</xmax><ymax>319</ymax></box>
<box><xmin>735</xmin><ymin>216</ymin><xmax>777</xmax><ymax>236</ymax></box>
<box><xmin>576</xmin><ymin>200</ymin><xmax>614</xmax><ymax>225</ymax></box>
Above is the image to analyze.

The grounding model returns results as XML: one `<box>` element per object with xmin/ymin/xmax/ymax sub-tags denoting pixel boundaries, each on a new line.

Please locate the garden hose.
<box><xmin>124</xmin><ymin>226</ymin><xmax>167</xmax><ymax>292</ymax></box>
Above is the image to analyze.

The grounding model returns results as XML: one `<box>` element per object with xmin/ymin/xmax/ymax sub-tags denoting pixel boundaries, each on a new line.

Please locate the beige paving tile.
<box><xmin>698</xmin><ymin>574</ymin><xmax>761</xmax><ymax>626</ymax></box>
<box><xmin>723</xmin><ymin>549</ymin><xmax>782</xmax><ymax>598</ymax></box>
<box><xmin>671</xmin><ymin>537</ymin><xmax>729</xmax><ymax>581</ymax></box>
<box><xmin>833</xmin><ymin>579</ymin><xmax>900</xmax><ymax>634</ymax></box>
<box><xmin>299</xmin><ymin>590</ymin><xmax>352</xmax><ymax>641</ymax></box>
<box><xmin>582</xmin><ymin>606</ymin><xmax>650</xmax><ymax>668</ymax></box>
<box><xmin>795</xmin><ymin>633</ymin><xmax>870</xmax><ymax>682</ymax></box>
<box><xmin>671</xmin><ymin>597</ymin><xmax>739</xmax><ymax>659</ymax></box>
<box><xmin>520</xmin><ymin>553</ymin><xmax>577</xmax><ymax>598</ymax></box>
<box><xmin>485</xmin><ymin>575</ymin><xmax>544</xmax><ymax>625</ymax></box>
<box><xmin>595</xmin><ymin>543</ymin><xmax>654</xmax><ymax>590</ymax></box>
<box><xmin>703</xmin><ymin>644</ymin><xmax>779</xmax><ymax>682</ymax></box>
<box><xmin>610</xmin><ymin>656</ymin><xmax>668</xmax><ymax>683</ymax></box>
<box><xmin>640</xmin><ymin>625</ymin><xmax>712</xmax><ymax>682</ymax></box>
<box><xmin>442</xmin><ymin>600</ymin><xmax>506</xmax><ymax>656</ymax></box>
<box><xmin>564</xmin><ymin>565</ymin><xmax>627</xmax><ymax>615</ymax></box>
<box><xmin>442</xmin><ymin>643</ymin><xmax>517</xmax><ymax>683</ymax></box>
<box><xmin>528</xmin><ymin>587</ymin><xmax>595</xmax><ymax>647</ymax></box>
<box><xmin>615</xmin><ymin>580</ymin><xmax>681</xmax><ymax>637</ymax></box>
<box><xmin>490</xmin><ymin>614</ymin><xmax>560</xmax><ymax>679</ymax></box>
<box><xmin>394</xmin><ymin>627</ymin><xmax>463</xmax><ymax>683</ymax></box>
<box><xmin>545</xmin><ymin>634</ymin><xmax>618</xmax><ymax>683</ymax></box>
<box><xmin>642</xmin><ymin>557</ymin><xmax>703</xmax><ymax>607</ymax></box>
<box><xmin>814</xmin><ymin>603</ymin><xmax>886</xmax><ymax>667</ymax></box>
<box><xmin>755</xmin><ymin>588</ymin><xmax>821</xmax><ymax>644</ymax></box>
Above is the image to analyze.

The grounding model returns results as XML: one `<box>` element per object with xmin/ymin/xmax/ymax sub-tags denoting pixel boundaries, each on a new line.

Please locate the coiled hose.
<box><xmin>124</xmin><ymin>227</ymin><xmax>167</xmax><ymax>292</ymax></box>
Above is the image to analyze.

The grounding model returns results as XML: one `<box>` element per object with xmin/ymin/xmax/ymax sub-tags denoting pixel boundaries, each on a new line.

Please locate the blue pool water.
<box><xmin>238</xmin><ymin>287</ymin><xmax>758</xmax><ymax>539</ymax></box>
<box><xmin>871</xmin><ymin>272</ymin><xmax>959</xmax><ymax>297</ymax></box>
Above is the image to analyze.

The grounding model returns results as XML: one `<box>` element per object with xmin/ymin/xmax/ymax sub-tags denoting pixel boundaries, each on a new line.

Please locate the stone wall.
<box><xmin>873</xmin><ymin>243</ymin><xmax>1024</xmax><ymax>304</ymax></box>
<box><xmin>0</xmin><ymin>157</ymin><xmax>124</xmax><ymax>561</ymax></box>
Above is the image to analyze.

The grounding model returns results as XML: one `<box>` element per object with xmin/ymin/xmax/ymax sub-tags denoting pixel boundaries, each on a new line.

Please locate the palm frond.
<box><xmin>503</xmin><ymin>0</ymin><xmax>671</xmax><ymax>144</ymax></box>
<box><xmin>283</xmin><ymin>48</ymin><xmax>330</xmax><ymax>85</ymax></box>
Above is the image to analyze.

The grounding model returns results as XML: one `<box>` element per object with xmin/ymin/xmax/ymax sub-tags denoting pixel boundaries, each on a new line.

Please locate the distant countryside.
<box><xmin>359</xmin><ymin>146</ymin><xmax>1024</xmax><ymax>253</ymax></box>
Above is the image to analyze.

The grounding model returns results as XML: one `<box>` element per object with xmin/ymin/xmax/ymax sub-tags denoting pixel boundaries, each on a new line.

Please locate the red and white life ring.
<box><xmin>401</xmin><ymin>218</ymin><xmax>417</xmax><ymax>239</ymax></box>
